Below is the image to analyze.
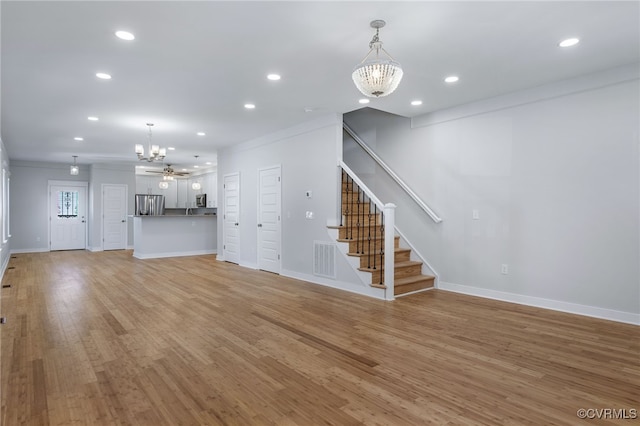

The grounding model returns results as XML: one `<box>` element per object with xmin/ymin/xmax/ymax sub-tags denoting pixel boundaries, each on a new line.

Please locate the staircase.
<box><xmin>330</xmin><ymin>170</ymin><xmax>435</xmax><ymax>297</ymax></box>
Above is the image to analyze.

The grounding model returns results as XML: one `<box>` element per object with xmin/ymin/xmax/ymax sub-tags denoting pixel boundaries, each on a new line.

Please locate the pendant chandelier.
<box><xmin>135</xmin><ymin>123</ymin><xmax>167</xmax><ymax>162</ymax></box>
<box><xmin>70</xmin><ymin>155</ymin><xmax>79</xmax><ymax>175</ymax></box>
<box><xmin>352</xmin><ymin>20</ymin><xmax>403</xmax><ymax>98</ymax></box>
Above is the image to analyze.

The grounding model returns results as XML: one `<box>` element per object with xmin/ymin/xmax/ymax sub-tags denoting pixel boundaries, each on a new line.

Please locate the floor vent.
<box><xmin>313</xmin><ymin>241</ymin><xmax>336</xmax><ymax>279</ymax></box>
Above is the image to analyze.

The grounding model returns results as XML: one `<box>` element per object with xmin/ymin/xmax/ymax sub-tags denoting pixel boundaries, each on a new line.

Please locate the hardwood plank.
<box><xmin>1</xmin><ymin>250</ymin><xmax>638</xmax><ymax>425</ymax></box>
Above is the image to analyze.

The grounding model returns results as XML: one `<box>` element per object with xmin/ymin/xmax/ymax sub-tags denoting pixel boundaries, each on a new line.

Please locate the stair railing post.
<box><xmin>383</xmin><ymin>203</ymin><xmax>396</xmax><ymax>301</ymax></box>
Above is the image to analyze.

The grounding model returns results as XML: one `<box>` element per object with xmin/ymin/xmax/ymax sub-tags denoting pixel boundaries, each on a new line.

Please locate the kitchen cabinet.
<box><xmin>136</xmin><ymin>175</ymin><xmax>162</xmax><ymax>195</ymax></box>
<box><xmin>187</xmin><ymin>171</ymin><xmax>217</xmax><ymax>207</ymax></box>
<box><xmin>136</xmin><ymin>175</ymin><xmax>181</xmax><ymax>207</ymax></box>
<box><xmin>163</xmin><ymin>180</ymin><xmax>178</xmax><ymax>208</ymax></box>
<box><xmin>177</xmin><ymin>179</ymin><xmax>189</xmax><ymax>208</ymax></box>
<box><xmin>205</xmin><ymin>173</ymin><xmax>217</xmax><ymax>207</ymax></box>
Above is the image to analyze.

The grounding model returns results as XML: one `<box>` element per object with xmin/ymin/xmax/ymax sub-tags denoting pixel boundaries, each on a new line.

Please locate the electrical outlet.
<box><xmin>472</xmin><ymin>209</ymin><xmax>480</xmax><ymax>220</ymax></box>
<box><xmin>305</xmin><ymin>211</ymin><xmax>314</xmax><ymax>219</ymax></box>
<box><xmin>305</xmin><ymin>190</ymin><xmax>312</xmax><ymax>198</ymax></box>
<box><xmin>501</xmin><ymin>264</ymin><xmax>509</xmax><ymax>275</ymax></box>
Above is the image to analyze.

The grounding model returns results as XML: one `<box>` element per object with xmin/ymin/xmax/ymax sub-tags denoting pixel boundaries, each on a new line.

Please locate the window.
<box><xmin>57</xmin><ymin>191</ymin><xmax>79</xmax><ymax>218</ymax></box>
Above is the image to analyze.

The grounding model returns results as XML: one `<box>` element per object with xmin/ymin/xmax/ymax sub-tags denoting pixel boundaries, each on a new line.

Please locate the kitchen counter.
<box><xmin>131</xmin><ymin>214</ymin><xmax>217</xmax><ymax>259</ymax></box>
<box><xmin>134</xmin><ymin>214</ymin><xmax>216</xmax><ymax>217</ymax></box>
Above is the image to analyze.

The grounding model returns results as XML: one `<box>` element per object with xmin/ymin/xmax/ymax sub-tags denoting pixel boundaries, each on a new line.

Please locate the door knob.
<box><xmin>235</xmin><ymin>222</ymin><xmax>239</xmax><ymax>226</ymax></box>
<box><xmin>257</xmin><ymin>224</ymin><xmax>262</xmax><ymax>227</ymax></box>
<box><xmin>121</xmin><ymin>220</ymin><xmax>126</xmax><ymax>223</ymax></box>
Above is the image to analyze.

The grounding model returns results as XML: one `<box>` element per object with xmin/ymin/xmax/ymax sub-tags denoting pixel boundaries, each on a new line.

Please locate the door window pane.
<box><xmin>57</xmin><ymin>191</ymin><xmax>78</xmax><ymax>218</ymax></box>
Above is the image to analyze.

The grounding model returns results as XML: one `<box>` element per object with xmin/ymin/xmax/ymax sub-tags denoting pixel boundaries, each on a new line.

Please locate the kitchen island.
<box><xmin>132</xmin><ymin>213</ymin><xmax>217</xmax><ymax>259</ymax></box>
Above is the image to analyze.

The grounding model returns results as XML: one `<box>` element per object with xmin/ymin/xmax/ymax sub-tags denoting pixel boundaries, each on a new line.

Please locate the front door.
<box><xmin>50</xmin><ymin>182</ymin><xmax>87</xmax><ymax>251</ymax></box>
<box><xmin>258</xmin><ymin>166</ymin><xmax>281</xmax><ymax>273</ymax></box>
<box><xmin>223</xmin><ymin>173</ymin><xmax>240</xmax><ymax>264</ymax></box>
<box><xmin>102</xmin><ymin>184</ymin><xmax>128</xmax><ymax>250</ymax></box>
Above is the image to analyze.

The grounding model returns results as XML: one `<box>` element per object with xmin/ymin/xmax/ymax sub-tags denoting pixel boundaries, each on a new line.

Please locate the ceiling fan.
<box><xmin>145</xmin><ymin>164</ymin><xmax>189</xmax><ymax>179</ymax></box>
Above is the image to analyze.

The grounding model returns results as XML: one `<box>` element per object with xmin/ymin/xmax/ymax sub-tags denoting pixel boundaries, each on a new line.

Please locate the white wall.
<box><xmin>217</xmin><ymin>114</ymin><xmax>373</xmax><ymax>296</ymax></box>
<box><xmin>9</xmin><ymin>161</ymin><xmax>90</xmax><ymax>252</ymax></box>
<box><xmin>344</xmin><ymin>65</ymin><xmax>639</xmax><ymax>323</ymax></box>
<box><xmin>9</xmin><ymin>161</ymin><xmax>136</xmax><ymax>252</ymax></box>
<box><xmin>89</xmin><ymin>163</ymin><xmax>136</xmax><ymax>250</ymax></box>
<box><xmin>0</xmin><ymin>138</ymin><xmax>10</xmax><ymax>276</ymax></box>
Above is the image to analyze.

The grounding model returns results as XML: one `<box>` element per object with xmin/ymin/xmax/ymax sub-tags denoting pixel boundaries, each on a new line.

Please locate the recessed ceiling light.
<box><xmin>168</xmin><ymin>147</ymin><xmax>175</xmax><ymax>151</ymax></box>
<box><xmin>115</xmin><ymin>31</ymin><xmax>135</xmax><ymax>41</ymax></box>
<box><xmin>88</xmin><ymin>116</ymin><xmax>99</xmax><ymax>121</ymax></box>
<box><xmin>559</xmin><ymin>37</ymin><xmax>580</xmax><ymax>48</ymax></box>
<box><xmin>359</xmin><ymin>99</ymin><xmax>370</xmax><ymax>104</ymax></box>
<box><xmin>267</xmin><ymin>74</ymin><xmax>281</xmax><ymax>81</ymax></box>
<box><xmin>194</xmin><ymin>165</ymin><xmax>199</xmax><ymax>168</ymax></box>
<box><xmin>197</xmin><ymin>132</ymin><xmax>206</xmax><ymax>136</ymax></box>
<box><xmin>182</xmin><ymin>169</ymin><xmax>187</xmax><ymax>172</ymax></box>
<box><xmin>96</xmin><ymin>72</ymin><xmax>111</xmax><ymax>80</ymax></box>
<box><xmin>244</xmin><ymin>103</ymin><xmax>256</xmax><ymax>109</ymax></box>
<box><xmin>74</xmin><ymin>137</ymin><xmax>84</xmax><ymax>141</ymax></box>
<box><xmin>444</xmin><ymin>76</ymin><xmax>459</xmax><ymax>83</ymax></box>
<box><xmin>411</xmin><ymin>100</ymin><xmax>423</xmax><ymax>106</ymax></box>
<box><xmin>205</xmin><ymin>162</ymin><xmax>212</xmax><ymax>165</ymax></box>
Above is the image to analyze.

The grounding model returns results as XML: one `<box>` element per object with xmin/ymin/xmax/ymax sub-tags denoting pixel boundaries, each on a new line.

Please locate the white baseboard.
<box><xmin>132</xmin><ymin>249</ymin><xmax>217</xmax><ymax>260</ymax></box>
<box><xmin>281</xmin><ymin>268</ymin><xmax>386</xmax><ymax>300</ymax></box>
<box><xmin>10</xmin><ymin>248</ymin><xmax>49</xmax><ymax>254</ymax></box>
<box><xmin>87</xmin><ymin>246</ymin><xmax>102</xmax><ymax>252</ymax></box>
<box><xmin>239</xmin><ymin>261</ymin><xmax>258</xmax><ymax>270</ymax></box>
<box><xmin>439</xmin><ymin>281</ymin><xmax>640</xmax><ymax>326</ymax></box>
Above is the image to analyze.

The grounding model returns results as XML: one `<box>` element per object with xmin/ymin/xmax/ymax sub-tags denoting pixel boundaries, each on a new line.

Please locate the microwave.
<box><xmin>195</xmin><ymin>193</ymin><xmax>207</xmax><ymax>207</ymax></box>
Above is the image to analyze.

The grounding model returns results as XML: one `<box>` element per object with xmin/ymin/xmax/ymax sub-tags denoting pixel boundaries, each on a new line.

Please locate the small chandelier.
<box><xmin>352</xmin><ymin>20</ymin><xmax>403</xmax><ymax>98</ymax></box>
<box><xmin>135</xmin><ymin>123</ymin><xmax>167</xmax><ymax>162</ymax></box>
<box><xmin>70</xmin><ymin>155</ymin><xmax>79</xmax><ymax>175</ymax></box>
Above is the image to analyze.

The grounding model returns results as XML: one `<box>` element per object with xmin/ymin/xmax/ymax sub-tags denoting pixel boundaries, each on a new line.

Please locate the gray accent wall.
<box><xmin>344</xmin><ymin>66</ymin><xmax>639</xmax><ymax>321</ymax></box>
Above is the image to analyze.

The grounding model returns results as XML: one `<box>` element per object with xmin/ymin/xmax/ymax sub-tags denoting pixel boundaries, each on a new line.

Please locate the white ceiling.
<box><xmin>1</xmin><ymin>1</ymin><xmax>638</xmax><ymax>173</ymax></box>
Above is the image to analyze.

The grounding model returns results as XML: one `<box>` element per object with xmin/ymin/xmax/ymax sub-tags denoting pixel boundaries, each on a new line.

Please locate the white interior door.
<box><xmin>258</xmin><ymin>166</ymin><xmax>281</xmax><ymax>273</ymax></box>
<box><xmin>223</xmin><ymin>173</ymin><xmax>240</xmax><ymax>264</ymax></box>
<box><xmin>50</xmin><ymin>183</ymin><xmax>87</xmax><ymax>251</ymax></box>
<box><xmin>102</xmin><ymin>184</ymin><xmax>128</xmax><ymax>250</ymax></box>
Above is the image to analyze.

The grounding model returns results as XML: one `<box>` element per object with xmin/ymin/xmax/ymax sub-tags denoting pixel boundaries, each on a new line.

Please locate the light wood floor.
<box><xmin>1</xmin><ymin>251</ymin><xmax>638</xmax><ymax>425</ymax></box>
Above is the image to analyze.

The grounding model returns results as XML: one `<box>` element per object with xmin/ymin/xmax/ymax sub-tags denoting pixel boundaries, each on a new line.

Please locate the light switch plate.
<box><xmin>472</xmin><ymin>209</ymin><xmax>480</xmax><ymax>220</ymax></box>
<box><xmin>306</xmin><ymin>191</ymin><xmax>312</xmax><ymax>198</ymax></box>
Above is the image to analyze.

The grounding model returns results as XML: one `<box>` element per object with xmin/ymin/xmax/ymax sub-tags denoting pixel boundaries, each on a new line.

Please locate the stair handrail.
<box><xmin>340</xmin><ymin>161</ymin><xmax>384</xmax><ymax>211</ymax></box>
<box><xmin>343</xmin><ymin>122</ymin><xmax>443</xmax><ymax>224</ymax></box>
